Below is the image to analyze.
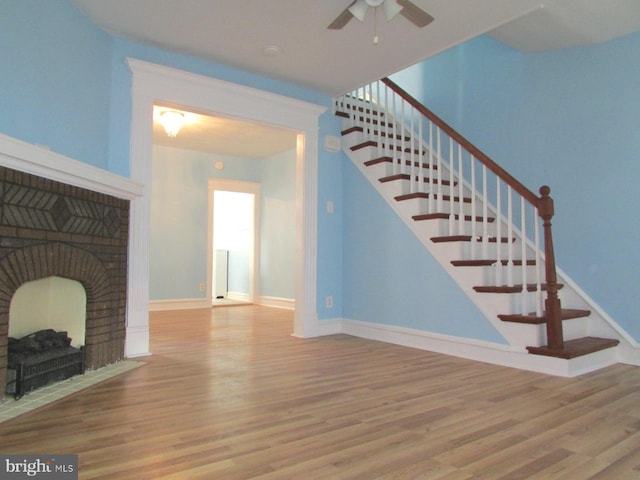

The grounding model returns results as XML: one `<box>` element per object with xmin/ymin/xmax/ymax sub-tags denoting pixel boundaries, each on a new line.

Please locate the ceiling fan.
<box><xmin>328</xmin><ymin>0</ymin><xmax>434</xmax><ymax>30</ymax></box>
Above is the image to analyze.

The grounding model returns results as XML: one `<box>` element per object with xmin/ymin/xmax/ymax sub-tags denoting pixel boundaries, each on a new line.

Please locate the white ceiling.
<box><xmin>70</xmin><ymin>0</ymin><xmax>640</xmax><ymax>156</ymax></box>
<box><xmin>152</xmin><ymin>106</ymin><xmax>297</xmax><ymax>159</ymax></box>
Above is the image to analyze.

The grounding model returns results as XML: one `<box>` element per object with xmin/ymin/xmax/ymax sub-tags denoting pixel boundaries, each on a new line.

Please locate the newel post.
<box><xmin>538</xmin><ymin>186</ymin><xmax>564</xmax><ymax>350</ymax></box>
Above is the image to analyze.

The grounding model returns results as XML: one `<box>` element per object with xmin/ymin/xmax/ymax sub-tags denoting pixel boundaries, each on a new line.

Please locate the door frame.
<box><xmin>208</xmin><ymin>179</ymin><xmax>260</xmax><ymax>305</ymax></box>
<box><xmin>126</xmin><ymin>58</ymin><xmax>326</xmax><ymax>354</ymax></box>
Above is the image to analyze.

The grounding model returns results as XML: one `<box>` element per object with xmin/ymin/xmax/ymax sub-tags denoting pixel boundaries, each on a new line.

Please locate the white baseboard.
<box><xmin>324</xmin><ymin>318</ymin><xmax>620</xmax><ymax>377</ymax></box>
<box><xmin>149</xmin><ymin>298</ymin><xmax>210</xmax><ymax>311</ymax></box>
<box><xmin>316</xmin><ymin>318</ymin><xmax>344</xmax><ymax>336</ymax></box>
<box><xmin>227</xmin><ymin>291</ymin><xmax>250</xmax><ymax>302</ymax></box>
<box><xmin>255</xmin><ymin>296</ymin><xmax>295</xmax><ymax>310</ymax></box>
<box><xmin>124</xmin><ymin>324</ymin><xmax>151</xmax><ymax>358</ymax></box>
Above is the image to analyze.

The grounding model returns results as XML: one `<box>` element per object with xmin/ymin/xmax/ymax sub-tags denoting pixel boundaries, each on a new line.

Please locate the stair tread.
<box><xmin>395</xmin><ymin>192</ymin><xmax>472</xmax><ymax>203</ymax></box>
<box><xmin>499</xmin><ymin>308</ymin><xmax>591</xmax><ymax>324</ymax></box>
<box><xmin>365</xmin><ymin>157</ymin><xmax>440</xmax><ymax>170</ymax></box>
<box><xmin>451</xmin><ymin>259</ymin><xmax>535</xmax><ymax>267</ymax></box>
<box><xmin>351</xmin><ymin>140</ymin><xmax>425</xmax><ymax>154</ymax></box>
<box><xmin>338</xmin><ymin>105</ymin><xmax>384</xmax><ymax>116</ymax></box>
<box><xmin>341</xmin><ymin>126</ymin><xmax>410</xmax><ymax>141</ymax></box>
<box><xmin>473</xmin><ymin>283</ymin><xmax>563</xmax><ymax>293</ymax></box>
<box><xmin>379</xmin><ymin>174</ymin><xmax>456</xmax><ymax>187</ymax></box>
<box><xmin>338</xmin><ymin>114</ymin><xmax>394</xmax><ymax>127</ymax></box>
<box><xmin>526</xmin><ymin>337</ymin><xmax>619</xmax><ymax>359</ymax></box>
<box><xmin>432</xmin><ymin>235</ymin><xmax>514</xmax><ymax>243</ymax></box>
<box><xmin>414</xmin><ymin>213</ymin><xmax>495</xmax><ymax>223</ymax></box>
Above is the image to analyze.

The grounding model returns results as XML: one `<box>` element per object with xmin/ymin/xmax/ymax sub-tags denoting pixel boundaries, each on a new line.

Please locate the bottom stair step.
<box><xmin>526</xmin><ymin>337</ymin><xmax>619</xmax><ymax>359</ymax></box>
<box><xmin>499</xmin><ymin>308</ymin><xmax>591</xmax><ymax>324</ymax></box>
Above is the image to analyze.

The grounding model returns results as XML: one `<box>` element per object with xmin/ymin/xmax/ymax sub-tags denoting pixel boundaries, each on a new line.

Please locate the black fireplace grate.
<box><xmin>6</xmin><ymin>347</ymin><xmax>84</xmax><ymax>400</ymax></box>
<box><xmin>5</xmin><ymin>330</ymin><xmax>85</xmax><ymax>400</ymax></box>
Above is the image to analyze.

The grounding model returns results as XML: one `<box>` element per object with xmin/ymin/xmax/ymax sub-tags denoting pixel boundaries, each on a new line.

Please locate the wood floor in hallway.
<box><xmin>1</xmin><ymin>305</ymin><xmax>639</xmax><ymax>479</ymax></box>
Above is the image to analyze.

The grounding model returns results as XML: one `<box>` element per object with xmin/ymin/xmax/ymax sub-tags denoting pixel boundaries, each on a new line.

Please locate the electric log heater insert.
<box><xmin>5</xmin><ymin>329</ymin><xmax>84</xmax><ymax>399</ymax></box>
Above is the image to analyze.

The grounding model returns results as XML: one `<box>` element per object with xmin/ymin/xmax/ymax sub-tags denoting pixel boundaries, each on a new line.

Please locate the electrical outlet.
<box><xmin>325</xmin><ymin>295</ymin><xmax>333</xmax><ymax>309</ymax></box>
<box><xmin>199</xmin><ymin>283</ymin><xmax>205</xmax><ymax>292</ymax></box>
<box><xmin>327</xmin><ymin>200</ymin><xmax>334</xmax><ymax>214</ymax></box>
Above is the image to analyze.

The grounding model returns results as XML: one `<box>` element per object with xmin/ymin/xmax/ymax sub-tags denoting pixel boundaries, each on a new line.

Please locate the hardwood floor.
<box><xmin>1</xmin><ymin>305</ymin><xmax>639</xmax><ymax>479</ymax></box>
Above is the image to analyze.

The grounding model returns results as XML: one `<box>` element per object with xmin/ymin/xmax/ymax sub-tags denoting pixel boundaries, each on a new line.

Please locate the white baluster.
<box><xmin>520</xmin><ymin>197</ymin><xmax>528</xmax><ymax>315</ymax></box>
<box><xmin>448</xmin><ymin>138</ymin><xmax>455</xmax><ymax>235</ymax></box>
<box><xmin>410</xmin><ymin>106</ymin><xmax>416</xmax><ymax>193</ymax></box>
<box><xmin>384</xmin><ymin>83</ymin><xmax>390</xmax><ymax>159</ymax></box>
<box><xmin>470</xmin><ymin>156</ymin><xmax>477</xmax><ymax>259</ymax></box>
<box><xmin>436</xmin><ymin>127</ymin><xmax>443</xmax><ymax>212</ymax></box>
<box><xmin>457</xmin><ymin>146</ymin><xmax>464</xmax><ymax>235</ymax></box>
<box><xmin>392</xmin><ymin>92</ymin><xmax>398</xmax><ymax>174</ymax></box>
<box><xmin>507</xmin><ymin>186</ymin><xmax>514</xmax><ymax>286</ymax></box>
<box><xmin>400</xmin><ymin>99</ymin><xmax>406</xmax><ymax>175</ymax></box>
<box><xmin>534</xmin><ymin>207</ymin><xmax>543</xmax><ymax>316</ymax></box>
<box><xmin>482</xmin><ymin>165</ymin><xmax>488</xmax><ymax>258</ymax></box>
<box><xmin>428</xmin><ymin>122</ymin><xmax>434</xmax><ymax>213</ymax></box>
<box><xmin>495</xmin><ymin>178</ymin><xmax>503</xmax><ymax>286</ymax></box>
<box><xmin>418</xmin><ymin>115</ymin><xmax>424</xmax><ymax>193</ymax></box>
<box><xmin>376</xmin><ymin>81</ymin><xmax>382</xmax><ymax>159</ymax></box>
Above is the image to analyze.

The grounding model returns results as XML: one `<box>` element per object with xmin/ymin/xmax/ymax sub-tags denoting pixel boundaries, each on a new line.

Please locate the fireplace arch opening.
<box><xmin>9</xmin><ymin>276</ymin><xmax>87</xmax><ymax>348</ymax></box>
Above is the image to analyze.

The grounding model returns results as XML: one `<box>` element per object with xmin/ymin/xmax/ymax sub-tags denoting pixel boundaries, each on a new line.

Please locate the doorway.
<box><xmin>128</xmin><ymin>58</ymin><xmax>326</xmax><ymax>343</ymax></box>
<box><xmin>209</xmin><ymin>180</ymin><xmax>260</xmax><ymax>306</ymax></box>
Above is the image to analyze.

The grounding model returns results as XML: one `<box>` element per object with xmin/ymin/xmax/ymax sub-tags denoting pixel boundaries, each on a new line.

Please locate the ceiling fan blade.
<box><xmin>397</xmin><ymin>0</ymin><xmax>434</xmax><ymax>28</ymax></box>
<box><xmin>328</xmin><ymin>1</ymin><xmax>357</xmax><ymax>29</ymax></box>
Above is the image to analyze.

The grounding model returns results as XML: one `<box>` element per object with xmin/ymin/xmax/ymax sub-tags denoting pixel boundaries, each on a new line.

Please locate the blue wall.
<box><xmin>0</xmin><ymin>0</ymin><xmax>112</xmax><ymax>169</ymax></box>
<box><xmin>260</xmin><ymin>149</ymin><xmax>297</xmax><ymax>299</ymax></box>
<box><xmin>391</xmin><ymin>33</ymin><xmax>640</xmax><ymax>340</ymax></box>
<box><xmin>150</xmin><ymin>146</ymin><xmax>262</xmax><ymax>300</ymax></box>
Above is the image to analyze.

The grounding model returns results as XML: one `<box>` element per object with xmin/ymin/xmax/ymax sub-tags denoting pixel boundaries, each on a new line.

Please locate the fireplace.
<box><xmin>0</xmin><ymin>165</ymin><xmax>130</xmax><ymax>400</ymax></box>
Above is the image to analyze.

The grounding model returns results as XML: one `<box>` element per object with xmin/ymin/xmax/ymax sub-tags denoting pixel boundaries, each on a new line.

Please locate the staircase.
<box><xmin>334</xmin><ymin>77</ymin><xmax>623</xmax><ymax>375</ymax></box>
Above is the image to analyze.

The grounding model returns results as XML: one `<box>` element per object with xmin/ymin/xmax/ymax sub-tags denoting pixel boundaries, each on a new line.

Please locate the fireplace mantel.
<box><xmin>0</xmin><ymin>133</ymin><xmax>142</xmax><ymax>201</ymax></box>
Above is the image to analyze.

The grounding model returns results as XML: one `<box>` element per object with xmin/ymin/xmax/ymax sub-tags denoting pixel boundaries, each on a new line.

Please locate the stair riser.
<box><xmin>430</xmin><ymin>240</ymin><xmax>531</xmax><ymax>263</ymax></box>
<box><xmin>452</xmin><ymin>264</ymin><xmax>542</xmax><ymax>288</ymax></box>
<box><xmin>394</xmin><ymin>197</ymin><xmax>485</xmax><ymax>219</ymax></box>
<box><xmin>378</xmin><ymin>179</ymin><xmax>459</xmax><ymax>199</ymax></box>
<box><xmin>366</xmin><ymin>161</ymin><xmax>395</xmax><ymax>179</ymax></box>
<box><xmin>413</xmin><ymin>218</ymin><xmax>499</xmax><ymax>238</ymax></box>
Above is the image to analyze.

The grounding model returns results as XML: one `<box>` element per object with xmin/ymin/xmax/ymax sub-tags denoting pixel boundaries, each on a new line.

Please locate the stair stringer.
<box><xmin>340</xmin><ymin>127</ymin><xmax>638</xmax><ymax>372</ymax></box>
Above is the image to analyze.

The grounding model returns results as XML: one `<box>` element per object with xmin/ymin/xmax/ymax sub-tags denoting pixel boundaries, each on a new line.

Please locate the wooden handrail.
<box><xmin>382</xmin><ymin>77</ymin><xmax>540</xmax><ymax>207</ymax></box>
<box><xmin>381</xmin><ymin>77</ymin><xmax>564</xmax><ymax>350</ymax></box>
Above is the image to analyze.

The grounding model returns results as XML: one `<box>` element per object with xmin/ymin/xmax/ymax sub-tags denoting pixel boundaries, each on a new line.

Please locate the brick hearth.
<box><xmin>0</xmin><ymin>166</ymin><xmax>129</xmax><ymax>400</ymax></box>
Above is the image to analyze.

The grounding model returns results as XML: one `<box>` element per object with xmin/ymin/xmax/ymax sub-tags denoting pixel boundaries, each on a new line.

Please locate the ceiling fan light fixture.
<box><xmin>348</xmin><ymin>0</ymin><xmax>370</xmax><ymax>22</ymax></box>
<box><xmin>160</xmin><ymin>110</ymin><xmax>185</xmax><ymax>137</ymax></box>
<box><xmin>382</xmin><ymin>0</ymin><xmax>403</xmax><ymax>21</ymax></box>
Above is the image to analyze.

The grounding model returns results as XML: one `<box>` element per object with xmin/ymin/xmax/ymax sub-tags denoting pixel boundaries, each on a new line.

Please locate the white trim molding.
<box><xmin>256</xmin><ymin>296</ymin><xmax>295</xmax><ymax>310</ymax></box>
<box><xmin>127</xmin><ymin>58</ymin><xmax>326</xmax><ymax>352</ymax></box>
<box><xmin>0</xmin><ymin>133</ymin><xmax>143</xmax><ymax>200</ymax></box>
<box><xmin>149</xmin><ymin>299</ymin><xmax>211</xmax><ymax>311</ymax></box>
<box><xmin>317</xmin><ymin>318</ymin><xmax>624</xmax><ymax>377</ymax></box>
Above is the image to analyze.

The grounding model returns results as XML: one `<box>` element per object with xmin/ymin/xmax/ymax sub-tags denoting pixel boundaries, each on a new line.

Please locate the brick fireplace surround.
<box><xmin>0</xmin><ymin>165</ymin><xmax>130</xmax><ymax>400</ymax></box>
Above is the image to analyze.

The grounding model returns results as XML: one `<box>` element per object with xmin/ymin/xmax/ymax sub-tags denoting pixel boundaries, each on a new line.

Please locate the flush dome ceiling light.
<box><xmin>160</xmin><ymin>110</ymin><xmax>185</xmax><ymax>137</ymax></box>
